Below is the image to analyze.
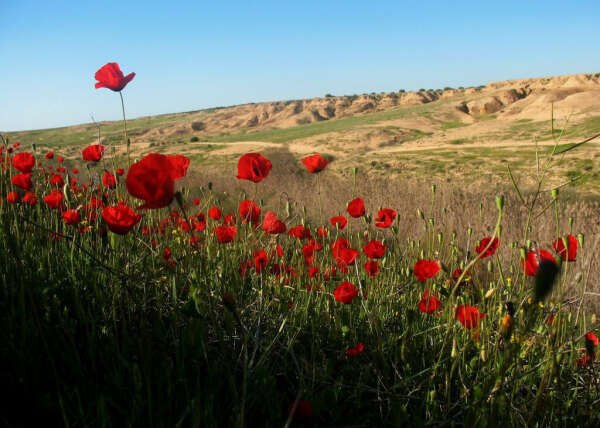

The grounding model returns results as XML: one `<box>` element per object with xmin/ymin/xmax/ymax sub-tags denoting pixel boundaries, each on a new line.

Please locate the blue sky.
<box><xmin>1</xmin><ymin>0</ymin><xmax>598</xmax><ymax>131</ymax></box>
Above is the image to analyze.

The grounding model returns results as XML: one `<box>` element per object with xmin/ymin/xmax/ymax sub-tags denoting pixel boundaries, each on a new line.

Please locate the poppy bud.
<box><xmin>569</xmin><ymin>217</ymin><xmax>574</xmax><ymax>227</ymax></box>
<box><xmin>551</xmin><ymin>189</ymin><xmax>559</xmax><ymax>200</ymax></box>
<box><xmin>431</xmin><ymin>184</ymin><xmax>436</xmax><ymax>194</ymax></box>
<box><xmin>519</xmin><ymin>248</ymin><xmax>527</xmax><ymax>260</ymax></box>
<box><xmin>495</xmin><ymin>195</ymin><xmax>504</xmax><ymax>211</ymax></box>
<box><xmin>428</xmin><ymin>218</ymin><xmax>434</xmax><ymax>227</ymax></box>
<box><xmin>437</xmin><ymin>232</ymin><xmax>443</xmax><ymax>245</ymax></box>
<box><xmin>417</xmin><ymin>208</ymin><xmax>424</xmax><ymax>220</ymax></box>
<box><xmin>487</xmin><ymin>260</ymin><xmax>493</xmax><ymax>272</ymax></box>
<box><xmin>577</xmin><ymin>233</ymin><xmax>584</xmax><ymax>247</ymax></box>
<box><xmin>451</xmin><ymin>337</ymin><xmax>457</xmax><ymax>358</ymax></box>
<box><xmin>467</xmin><ymin>227</ymin><xmax>472</xmax><ymax>237</ymax></box>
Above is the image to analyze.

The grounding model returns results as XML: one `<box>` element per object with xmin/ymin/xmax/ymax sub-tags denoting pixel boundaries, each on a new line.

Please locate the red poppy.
<box><xmin>419</xmin><ymin>290</ymin><xmax>442</xmax><ymax>314</ymax></box>
<box><xmin>331</xmin><ymin>238</ymin><xmax>350</xmax><ymax>255</ymax></box>
<box><xmin>363</xmin><ymin>240</ymin><xmax>386</xmax><ymax>259</ymax></box>
<box><xmin>126</xmin><ymin>153</ymin><xmax>175</xmax><ymax>209</ymax></box>
<box><xmin>476</xmin><ymin>237</ymin><xmax>499</xmax><ymax>258</ymax></box>
<box><xmin>215</xmin><ymin>225</ymin><xmax>237</xmax><ymax>243</ymax></box>
<box><xmin>224</xmin><ymin>214</ymin><xmax>236</xmax><ymax>225</ymax></box>
<box><xmin>522</xmin><ymin>249</ymin><xmax>556</xmax><ymax>276</ymax></box>
<box><xmin>337</xmin><ymin>247</ymin><xmax>359</xmax><ymax>267</ymax></box>
<box><xmin>309</xmin><ymin>266</ymin><xmax>320</xmax><ymax>278</ymax></box>
<box><xmin>82</xmin><ymin>144</ymin><xmax>105</xmax><ymax>162</ymax></box>
<box><xmin>577</xmin><ymin>349</ymin><xmax>595</xmax><ymax>368</ymax></box>
<box><xmin>11</xmin><ymin>173</ymin><xmax>32</xmax><ymax>191</ymax></box>
<box><xmin>452</xmin><ymin>268</ymin><xmax>471</xmax><ymax>286</ymax></box>
<box><xmin>208</xmin><ymin>206</ymin><xmax>222</xmax><ymax>220</ymax></box>
<box><xmin>287</xmin><ymin>400</ymin><xmax>313</xmax><ymax>423</ymax></box>
<box><xmin>263</xmin><ymin>211</ymin><xmax>286</xmax><ymax>234</ymax></box>
<box><xmin>193</xmin><ymin>214</ymin><xmax>207</xmax><ymax>232</ymax></box>
<box><xmin>94</xmin><ymin>62</ymin><xmax>135</xmax><ymax>92</ymax></box>
<box><xmin>365</xmin><ymin>260</ymin><xmax>379</xmax><ymax>277</ymax></box>
<box><xmin>101</xmin><ymin>171</ymin><xmax>116</xmax><ymax>189</ymax></box>
<box><xmin>347</xmin><ymin>197</ymin><xmax>365</xmax><ymax>218</ymax></box>
<box><xmin>318</xmin><ymin>226</ymin><xmax>328</xmax><ymax>237</ymax></box>
<box><xmin>12</xmin><ymin>152</ymin><xmax>35</xmax><ymax>173</ymax></box>
<box><xmin>414</xmin><ymin>259</ymin><xmax>440</xmax><ymax>282</ymax></box>
<box><xmin>307</xmin><ymin>239</ymin><xmax>323</xmax><ymax>252</ymax></box>
<box><xmin>239</xmin><ymin>199</ymin><xmax>261</xmax><ymax>224</ymax></box>
<box><xmin>289</xmin><ymin>225</ymin><xmax>311</xmax><ymax>240</ymax></box>
<box><xmin>331</xmin><ymin>238</ymin><xmax>359</xmax><ymax>267</ymax></box>
<box><xmin>334</xmin><ymin>282</ymin><xmax>359</xmax><ymax>304</ymax></box>
<box><xmin>586</xmin><ymin>332</ymin><xmax>599</xmax><ymax>347</ymax></box>
<box><xmin>6</xmin><ymin>191</ymin><xmax>19</xmax><ymax>203</ymax></box>
<box><xmin>45</xmin><ymin>152</ymin><xmax>54</xmax><ymax>160</ymax></box>
<box><xmin>102</xmin><ymin>203</ymin><xmax>142</xmax><ymax>235</ymax></box>
<box><xmin>302</xmin><ymin>154</ymin><xmax>329</xmax><ymax>173</ymax></box>
<box><xmin>116</xmin><ymin>168</ymin><xmax>125</xmax><ymax>176</ymax></box>
<box><xmin>22</xmin><ymin>192</ymin><xmax>37</xmax><ymax>206</ymax></box>
<box><xmin>346</xmin><ymin>342</ymin><xmax>365</xmax><ymax>357</ymax></box>
<box><xmin>276</xmin><ymin>244</ymin><xmax>284</xmax><ymax>258</ymax></box>
<box><xmin>553</xmin><ymin>234</ymin><xmax>578</xmax><ymax>262</ymax></box>
<box><xmin>253</xmin><ymin>249</ymin><xmax>269</xmax><ymax>273</ymax></box>
<box><xmin>50</xmin><ymin>174</ymin><xmax>64</xmax><ymax>187</ymax></box>
<box><xmin>57</xmin><ymin>156</ymin><xmax>64</xmax><ymax>162</ymax></box>
<box><xmin>455</xmin><ymin>305</ymin><xmax>485</xmax><ymax>329</ymax></box>
<box><xmin>375</xmin><ymin>208</ymin><xmax>397</xmax><ymax>228</ymax></box>
<box><xmin>236</xmin><ymin>153</ymin><xmax>272</xmax><ymax>182</ymax></box>
<box><xmin>166</xmin><ymin>155</ymin><xmax>190</xmax><ymax>180</ymax></box>
<box><xmin>330</xmin><ymin>215</ymin><xmax>347</xmax><ymax>230</ymax></box>
<box><xmin>43</xmin><ymin>190</ymin><xmax>63</xmax><ymax>209</ymax></box>
<box><xmin>62</xmin><ymin>209</ymin><xmax>81</xmax><ymax>225</ymax></box>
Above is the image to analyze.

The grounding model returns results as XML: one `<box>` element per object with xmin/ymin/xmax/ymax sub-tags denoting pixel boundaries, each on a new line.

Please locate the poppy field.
<box><xmin>2</xmin><ymin>63</ymin><xmax>600</xmax><ymax>427</ymax></box>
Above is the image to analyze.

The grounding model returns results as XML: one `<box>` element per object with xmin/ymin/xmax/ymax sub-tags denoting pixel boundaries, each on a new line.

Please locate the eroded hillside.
<box><xmin>6</xmin><ymin>73</ymin><xmax>600</xmax><ymax>192</ymax></box>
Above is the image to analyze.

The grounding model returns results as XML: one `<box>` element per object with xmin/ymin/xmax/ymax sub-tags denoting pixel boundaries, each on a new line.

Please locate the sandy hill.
<box><xmin>5</xmin><ymin>72</ymin><xmax>600</xmax><ymax>192</ymax></box>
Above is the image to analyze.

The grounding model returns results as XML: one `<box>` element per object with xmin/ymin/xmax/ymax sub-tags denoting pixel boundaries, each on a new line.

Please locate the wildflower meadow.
<box><xmin>2</xmin><ymin>62</ymin><xmax>600</xmax><ymax>427</ymax></box>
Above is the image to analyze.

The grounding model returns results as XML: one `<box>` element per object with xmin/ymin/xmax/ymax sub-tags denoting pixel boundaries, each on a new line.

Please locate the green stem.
<box><xmin>119</xmin><ymin>91</ymin><xmax>130</xmax><ymax>167</ymax></box>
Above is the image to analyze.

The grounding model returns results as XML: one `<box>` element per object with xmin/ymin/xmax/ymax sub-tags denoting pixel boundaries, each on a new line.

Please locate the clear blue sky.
<box><xmin>1</xmin><ymin>0</ymin><xmax>598</xmax><ymax>131</ymax></box>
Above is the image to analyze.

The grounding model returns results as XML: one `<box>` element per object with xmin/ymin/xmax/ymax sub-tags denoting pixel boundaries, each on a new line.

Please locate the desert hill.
<box><xmin>5</xmin><ymin>72</ymin><xmax>600</xmax><ymax>192</ymax></box>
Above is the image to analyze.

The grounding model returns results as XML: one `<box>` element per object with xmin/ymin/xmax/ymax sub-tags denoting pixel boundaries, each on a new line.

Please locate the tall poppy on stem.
<box><xmin>95</xmin><ymin>62</ymin><xmax>136</xmax><ymax>166</ymax></box>
<box><xmin>236</xmin><ymin>153</ymin><xmax>272</xmax><ymax>182</ymax></box>
<box><xmin>302</xmin><ymin>154</ymin><xmax>329</xmax><ymax>173</ymax></box>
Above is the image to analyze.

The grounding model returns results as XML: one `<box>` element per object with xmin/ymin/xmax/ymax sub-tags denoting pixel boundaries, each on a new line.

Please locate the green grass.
<box><xmin>441</xmin><ymin>120</ymin><xmax>469</xmax><ymax>130</ymax></box>
<box><xmin>2</xmin><ymin>140</ymin><xmax>600</xmax><ymax>426</ymax></box>
<box><xmin>209</xmin><ymin>104</ymin><xmax>438</xmax><ymax>143</ymax></box>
